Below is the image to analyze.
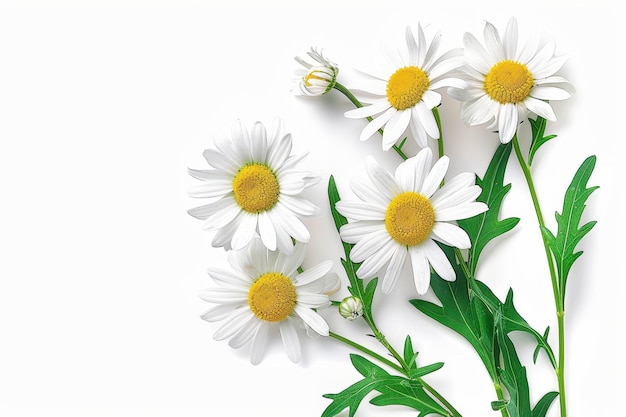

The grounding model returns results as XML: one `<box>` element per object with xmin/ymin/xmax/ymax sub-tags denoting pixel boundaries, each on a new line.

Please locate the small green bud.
<box><xmin>339</xmin><ymin>296</ymin><xmax>364</xmax><ymax>320</ymax></box>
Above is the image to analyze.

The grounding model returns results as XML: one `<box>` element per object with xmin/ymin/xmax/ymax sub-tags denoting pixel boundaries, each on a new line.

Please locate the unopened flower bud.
<box><xmin>292</xmin><ymin>47</ymin><xmax>338</xmax><ymax>96</ymax></box>
<box><xmin>339</xmin><ymin>296</ymin><xmax>364</xmax><ymax>321</ymax></box>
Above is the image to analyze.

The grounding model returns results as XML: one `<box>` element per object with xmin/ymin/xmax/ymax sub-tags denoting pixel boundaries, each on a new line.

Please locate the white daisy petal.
<box><xmin>525</xmin><ymin>97</ymin><xmax>557</xmax><ymax>121</ymax></box>
<box><xmin>294</xmin><ymin>305</ymin><xmax>329</xmax><ymax>336</ymax></box>
<box><xmin>297</xmin><ymin>292</ymin><xmax>330</xmax><ymax>308</ymax></box>
<box><xmin>275</xmin><ymin>241</ymin><xmax>307</xmax><ymax>277</ymax></box>
<box><xmin>436</xmin><ymin>202</ymin><xmax>488</xmax><ymax>222</ymax></box>
<box><xmin>498</xmin><ymin>103</ymin><xmax>519</xmax><ymax>144</ymax></box>
<box><xmin>279</xmin><ymin>319</ymin><xmax>301</xmax><ymax>363</ymax></box>
<box><xmin>463</xmin><ymin>32</ymin><xmax>491</xmax><ymax>74</ymax></box>
<box><xmin>230</xmin><ymin>213</ymin><xmax>257</xmax><ymax>250</ymax></box>
<box><xmin>421</xmin><ymin>239</ymin><xmax>456</xmax><ymax>281</ymax></box>
<box><xmin>295</xmin><ymin>260</ymin><xmax>333</xmax><ymax>286</ymax></box>
<box><xmin>344</xmin><ymin>101</ymin><xmax>391</xmax><ymax>119</ymax></box>
<box><xmin>356</xmin><ymin>239</ymin><xmax>397</xmax><ymax>279</ymax></box>
<box><xmin>201</xmin><ymin>304</ymin><xmax>241</xmax><ymax>322</ymax></box>
<box><xmin>503</xmin><ymin>17</ymin><xmax>518</xmax><ymax>59</ymax></box>
<box><xmin>382</xmin><ymin>109</ymin><xmax>411</xmax><ymax>150</ymax></box>
<box><xmin>335</xmin><ymin>200</ymin><xmax>386</xmax><ymax>221</ymax></box>
<box><xmin>415</xmin><ymin>102</ymin><xmax>440</xmax><ymax>139</ymax></box>
<box><xmin>420</xmin><ymin>155</ymin><xmax>449</xmax><ymax>198</ymax></box>
<box><xmin>250</xmin><ymin>323</ymin><xmax>270</xmax><ymax>365</ymax></box>
<box><xmin>257</xmin><ymin>211</ymin><xmax>277</xmax><ymax>251</ymax></box>
<box><xmin>409</xmin><ymin>248</ymin><xmax>431</xmax><ymax>295</ymax></box>
<box><xmin>339</xmin><ymin>221</ymin><xmax>386</xmax><ymax>243</ymax></box>
<box><xmin>366</xmin><ymin>156</ymin><xmax>401</xmax><ymax>198</ymax></box>
<box><xmin>531</xmin><ymin>86</ymin><xmax>571</xmax><ymax>101</ymax></box>
<box><xmin>350</xmin><ymin>176</ymin><xmax>391</xmax><ymax>208</ymax></box>
<box><xmin>229</xmin><ymin>319</ymin><xmax>260</xmax><ymax>349</ymax></box>
<box><xmin>381</xmin><ymin>246</ymin><xmax>408</xmax><ymax>294</ymax></box>
<box><xmin>199</xmin><ymin>288</ymin><xmax>248</xmax><ymax>304</ymax></box>
<box><xmin>483</xmin><ymin>21</ymin><xmax>505</xmax><ymax>62</ymax></box>
<box><xmin>350</xmin><ymin>229</ymin><xmax>393</xmax><ymax>263</ymax></box>
<box><xmin>359</xmin><ymin>107</ymin><xmax>396</xmax><ymax>142</ymax></box>
<box><xmin>213</xmin><ymin>308</ymin><xmax>254</xmax><ymax>341</ymax></box>
<box><xmin>431</xmin><ymin>222</ymin><xmax>471</xmax><ymax>249</ymax></box>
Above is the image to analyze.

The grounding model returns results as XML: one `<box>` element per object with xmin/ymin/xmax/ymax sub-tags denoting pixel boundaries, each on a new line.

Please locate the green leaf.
<box><xmin>410</xmin><ymin>245</ymin><xmax>499</xmax><ymax>380</ymax></box>
<box><xmin>540</xmin><ymin>155</ymin><xmax>599</xmax><ymax>304</ymax></box>
<box><xmin>491</xmin><ymin>400</ymin><xmax>509</xmax><ymax>410</ymax></box>
<box><xmin>496</xmin><ymin>318</ymin><xmax>532</xmax><ymax>417</ymax></box>
<box><xmin>370</xmin><ymin>378</ymin><xmax>448</xmax><ymax>416</ymax></box>
<box><xmin>472</xmin><ymin>283</ymin><xmax>556</xmax><ymax>368</ymax></box>
<box><xmin>321</xmin><ymin>354</ymin><xmax>447</xmax><ymax>417</ymax></box>
<box><xmin>528</xmin><ymin>116</ymin><xmax>557</xmax><ymax>165</ymax></box>
<box><xmin>458</xmin><ymin>142</ymin><xmax>520</xmax><ymax>274</ymax></box>
<box><xmin>532</xmin><ymin>391</ymin><xmax>559</xmax><ymax>417</ymax></box>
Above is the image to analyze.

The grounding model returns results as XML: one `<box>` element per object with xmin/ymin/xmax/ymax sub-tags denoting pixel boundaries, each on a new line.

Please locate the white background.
<box><xmin>0</xmin><ymin>1</ymin><xmax>621</xmax><ymax>416</ymax></box>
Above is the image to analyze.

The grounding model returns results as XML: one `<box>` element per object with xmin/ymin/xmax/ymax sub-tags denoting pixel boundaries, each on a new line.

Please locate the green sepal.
<box><xmin>528</xmin><ymin>116</ymin><xmax>557</xmax><ymax>165</ymax></box>
<box><xmin>458</xmin><ymin>142</ymin><xmax>520</xmax><ymax>274</ymax></box>
<box><xmin>540</xmin><ymin>155</ymin><xmax>599</xmax><ymax>304</ymax></box>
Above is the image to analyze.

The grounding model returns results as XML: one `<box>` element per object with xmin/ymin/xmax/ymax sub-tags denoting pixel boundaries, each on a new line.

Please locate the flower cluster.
<box><xmin>189</xmin><ymin>16</ymin><xmax>595</xmax><ymax>417</ymax></box>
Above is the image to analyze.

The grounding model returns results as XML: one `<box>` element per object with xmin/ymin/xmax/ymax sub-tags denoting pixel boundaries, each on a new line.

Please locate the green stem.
<box><xmin>433</xmin><ymin>106</ymin><xmax>445</xmax><ymax>159</ymax></box>
<box><xmin>511</xmin><ymin>135</ymin><xmax>566</xmax><ymax>417</ymax></box>
<box><xmin>454</xmin><ymin>248</ymin><xmax>511</xmax><ymax>417</ymax></box>
<box><xmin>332</xmin><ymin>82</ymin><xmax>408</xmax><ymax>160</ymax></box>
<box><xmin>329</xmin><ymin>331</ymin><xmax>404</xmax><ymax>374</ymax></box>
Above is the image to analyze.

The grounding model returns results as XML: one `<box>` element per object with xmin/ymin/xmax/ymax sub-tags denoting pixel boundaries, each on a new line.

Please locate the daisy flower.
<box><xmin>344</xmin><ymin>24</ymin><xmax>464</xmax><ymax>150</ymax></box>
<box><xmin>335</xmin><ymin>148</ymin><xmax>488</xmax><ymax>295</ymax></box>
<box><xmin>447</xmin><ymin>17</ymin><xmax>575</xmax><ymax>144</ymax></box>
<box><xmin>292</xmin><ymin>47</ymin><xmax>339</xmax><ymax>97</ymax></box>
<box><xmin>187</xmin><ymin>119</ymin><xmax>319</xmax><ymax>254</ymax></box>
<box><xmin>199</xmin><ymin>239</ymin><xmax>340</xmax><ymax>365</ymax></box>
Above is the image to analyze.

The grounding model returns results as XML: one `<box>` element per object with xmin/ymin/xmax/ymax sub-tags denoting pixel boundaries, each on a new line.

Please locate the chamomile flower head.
<box><xmin>335</xmin><ymin>148</ymin><xmax>488</xmax><ymax>295</ymax></box>
<box><xmin>292</xmin><ymin>47</ymin><xmax>339</xmax><ymax>97</ymax></box>
<box><xmin>199</xmin><ymin>239</ymin><xmax>340</xmax><ymax>365</ymax></box>
<box><xmin>188</xmin><ymin>118</ymin><xmax>320</xmax><ymax>255</ymax></box>
<box><xmin>447</xmin><ymin>17</ymin><xmax>575</xmax><ymax>144</ymax></box>
<box><xmin>344</xmin><ymin>24</ymin><xmax>464</xmax><ymax>150</ymax></box>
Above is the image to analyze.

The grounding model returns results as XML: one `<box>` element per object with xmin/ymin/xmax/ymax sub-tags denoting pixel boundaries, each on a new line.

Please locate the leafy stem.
<box><xmin>329</xmin><ymin>331</ymin><xmax>404</xmax><ymax>374</ymax></box>
<box><xmin>511</xmin><ymin>134</ymin><xmax>566</xmax><ymax>417</ymax></box>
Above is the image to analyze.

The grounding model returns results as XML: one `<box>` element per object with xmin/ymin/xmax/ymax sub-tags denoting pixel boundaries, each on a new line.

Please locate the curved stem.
<box><xmin>511</xmin><ymin>135</ymin><xmax>566</xmax><ymax>417</ymax></box>
<box><xmin>329</xmin><ymin>331</ymin><xmax>463</xmax><ymax>417</ymax></box>
<box><xmin>332</xmin><ymin>82</ymin><xmax>408</xmax><ymax>160</ymax></box>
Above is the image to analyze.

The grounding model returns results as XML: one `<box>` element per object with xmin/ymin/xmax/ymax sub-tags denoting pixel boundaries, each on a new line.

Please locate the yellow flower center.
<box><xmin>248</xmin><ymin>272</ymin><xmax>297</xmax><ymax>322</ymax></box>
<box><xmin>386</xmin><ymin>66</ymin><xmax>430</xmax><ymax>110</ymax></box>
<box><xmin>484</xmin><ymin>60</ymin><xmax>534</xmax><ymax>104</ymax></box>
<box><xmin>304</xmin><ymin>71</ymin><xmax>325</xmax><ymax>87</ymax></box>
<box><xmin>232</xmin><ymin>163</ymin><xmax>280</xmax><ymax>213</ymax></box>
<box><xmin>385</xmin><ymin>192</ymin><xmax>435</xmax><ymax>246</ymax></box>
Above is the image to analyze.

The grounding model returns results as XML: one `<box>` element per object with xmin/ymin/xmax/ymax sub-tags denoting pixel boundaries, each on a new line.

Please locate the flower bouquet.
<box><xmin>188</xmin><ymin>17</ymin><xmax>597</xmax><ymax>417</ymax></box>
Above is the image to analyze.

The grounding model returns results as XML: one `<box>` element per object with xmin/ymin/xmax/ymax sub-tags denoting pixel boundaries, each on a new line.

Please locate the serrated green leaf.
<box><xmin>458</xmin><ymin>142</ymin><xmax>520</xmax><ymax>274</ymax></box>
<box><xmin>473</xmin><ymin>283</ymin><xmax>556</xmax><ymax>368</ymax></box>
<box><xmin>528</xmin><ymin>116</ymin><xmax>558</xmax><ymax>165</ymax></box>
<box><xmin>540</xmin><ymin>155</ymin><xmax>599</xmax><ymax>304</ymax></box>
<box><xmin>496</xmin><ymin>319</ymin><xmax>532</xmax><ymax>417</ymax></box>
<box><xmin>410</xmin><ymin>244</ymin><xmax>499</xmax><ymax>380</ymax></box>
<box><xmin>322</xmin><ymin>354</ymin><xmax>446</xmax><ymax>417</ymax></box>
<box><xmin>369</xmin><ymin>378</ymin><xmax>448</xmax><ymax>416</ymax></box>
